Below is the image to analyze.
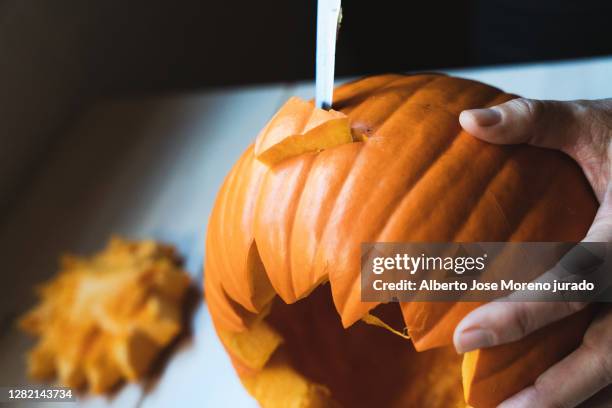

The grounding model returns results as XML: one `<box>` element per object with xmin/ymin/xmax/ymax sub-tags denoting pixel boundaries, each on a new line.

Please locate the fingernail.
<box><xmin>465</xmin><ymin>108</ymin><xmax>502</xmax><ymax>127</ymax></box>
<box><xmin>455</xmin><ymin>328</ymin><xmax>495</xmax><ymax>353</ymax></box>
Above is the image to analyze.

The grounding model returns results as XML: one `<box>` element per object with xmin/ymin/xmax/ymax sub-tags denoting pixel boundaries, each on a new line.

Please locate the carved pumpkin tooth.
<box><xmin>206</xmin><ymin>74</ymin><xmax>598</xmax><ymax>407</ymax></box>
<box><xmin>217</xmin><ymin>318</ymin><xmax>283</xmax><ymax>372</ymax></box>
<box><xmin>241</xmin><ymin>351</ymin><xmax>335</xmax><ymax>408</ymax></box>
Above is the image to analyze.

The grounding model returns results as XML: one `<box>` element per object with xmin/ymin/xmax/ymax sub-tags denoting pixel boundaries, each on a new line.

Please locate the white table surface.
<box><xmin>0</xmin><ymin>56</ymin><xmax>611</xmax><ymax>408</ymax></box>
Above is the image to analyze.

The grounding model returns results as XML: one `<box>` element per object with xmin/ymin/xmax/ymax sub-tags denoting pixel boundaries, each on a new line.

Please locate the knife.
<box><xmin>315</xmin><ymin>0</ymin><xmax>342</xmax><ymax>110</ymax></box>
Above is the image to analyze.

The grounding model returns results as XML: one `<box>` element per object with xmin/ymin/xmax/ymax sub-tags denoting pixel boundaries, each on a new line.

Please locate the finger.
<box><xmin>453</xmin><ymin>301</ymin><xmax>586</xmax><ymax>353</ymax></box>
<box><xmin>499</xmin><ymin>310</ymin><xmax>612</xmax><ymax>408</ymax></box>
<box><xmin>498</xmin><ymin>345</ymin><xmax>610</xmax><ymax>408</ymax></box>
<box><xmin>459</xmin><ymin>98</ymin><xmax>580</xmax><ymax>152</ymax></box>
<box><xmin>454</xmin><ymin>203</ymin><xmax>611</xmax><ymax>355</ymax></box>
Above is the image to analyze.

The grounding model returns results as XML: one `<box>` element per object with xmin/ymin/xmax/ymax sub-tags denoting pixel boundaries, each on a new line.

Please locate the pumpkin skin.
<box><xmin>205</xmin><ymin>74</ymin><xmax>598</xmax><ymax>407</ymax></box>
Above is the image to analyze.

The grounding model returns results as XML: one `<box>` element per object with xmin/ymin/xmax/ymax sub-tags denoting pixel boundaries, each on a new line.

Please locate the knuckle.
<box><xmin>511</xmin><ymin>304</ymin><xmax>535</xmax><ymax>338</ymax></box>
<box><xmin>509</xmin><ymin>98</ymin><xmax>544</xmax><ymax>121</ymax></box>
<box><xmin>594</xmin><ymin>347</ymin><xmax>612</xmax><ymax>384</ymax></box>
<box><xmin>532</xmin><ymin>377</ymin><xmax>569</xmax><ymax>408</ymax></box>
<box><xmin>588</xmin><ymin>99</ymin><xmax>612</xmax><ymax>128</ymax></box>
<box><xmin>582</xmin><ymin>339</ymin><xmax>612</xmax><ymax>385</ymax></box>
<box><xmin>583</xmin><ymin>313</ymin><xmax>612</xmax><ymax>346</ymax></box>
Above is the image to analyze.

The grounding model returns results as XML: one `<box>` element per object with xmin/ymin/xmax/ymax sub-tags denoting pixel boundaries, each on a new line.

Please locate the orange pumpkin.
<box><xmin>204</xmin><ymin>74</ymin><xmax>598</xmax><ymax>407</ymax></box>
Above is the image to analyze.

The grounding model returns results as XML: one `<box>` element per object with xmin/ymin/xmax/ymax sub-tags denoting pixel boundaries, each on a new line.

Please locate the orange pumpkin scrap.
<box><xmin>255</xmin><ymin>96</ymin><xmax>353</xmax><ymax>166</ymax></box>
<box><xmin>205</xmin><ymin>74</ymin><xmax>598</xmax><ymax>407</ymax></box>
<box><xmin>19</xmin><ymin>237</ymin><xmax>191</xmax><ymax>394</ymax></box>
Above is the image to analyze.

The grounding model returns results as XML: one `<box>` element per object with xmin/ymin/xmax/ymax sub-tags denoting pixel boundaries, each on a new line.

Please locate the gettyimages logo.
<box><xmin>371</xmin><ymin>247</ymin><xmax>488</xmax><ymax>275</ymax></box>
<box><xmin>361</xmin><ymin>242</ymin><xmax>611</xmax><ymax>302</ymax></box>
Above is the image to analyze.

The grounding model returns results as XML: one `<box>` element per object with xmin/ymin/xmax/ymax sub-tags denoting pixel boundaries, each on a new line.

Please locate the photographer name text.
<box><xmin>371</xmin><ymin>279</ymin><xmax>595</xmax><ymax>293</ymax></box>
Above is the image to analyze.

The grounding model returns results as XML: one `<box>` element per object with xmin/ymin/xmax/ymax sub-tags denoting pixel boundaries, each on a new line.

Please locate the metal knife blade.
<box><xmin>315</xmin><ymin>0</ymin><xmax>342</xmax><ymax>110</ymax></box>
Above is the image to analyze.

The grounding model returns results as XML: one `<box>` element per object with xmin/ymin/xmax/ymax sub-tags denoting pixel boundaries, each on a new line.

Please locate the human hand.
<box><xmin>454</xmin><ymin>97</ymin><xmax>612</xmax><ymax>407</ymax></box>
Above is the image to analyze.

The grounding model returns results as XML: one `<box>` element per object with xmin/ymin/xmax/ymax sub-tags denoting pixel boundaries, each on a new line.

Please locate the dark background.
<box><xmin>60</xmin><ymin>0</ymin><xmax>612</xmax><ymax>93</ymax></box>
<box><xmin>5</xmin><ymin>0</ymin><xmax>612</xmax><ymax>95</ymax></box>
<box><xmin>26</xmin><ymin>0</ymin><xmax>612</xmax><ymax>94</ymax></box>
<box><xmin>1</xmin><ymin>0</ymin><xmax>612</xmax><ymax>213</ymax></box>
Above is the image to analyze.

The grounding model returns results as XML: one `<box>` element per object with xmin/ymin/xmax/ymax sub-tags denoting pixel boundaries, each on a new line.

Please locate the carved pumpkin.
<box><xmin>204</xmin><ymin>74</ymin><xmax>597</xmax><ymax>407</ymax></box>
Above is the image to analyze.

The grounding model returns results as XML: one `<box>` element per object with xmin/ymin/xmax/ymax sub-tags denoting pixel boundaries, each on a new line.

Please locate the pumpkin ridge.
<box><xmin>308</xmin><ymin>144</ymin><xmax>369</xmax><ymax>299</ymax></box>
<box><xmin>453</xmin><ymin>149</ymin><xmax>535</xmax><ymax>242</ymax></box>
<box><xmin>508</xmin><ymin>159</ymin><xmax>567</xmax><ymax>241</ymax></box>
<box><xmin>363</xmin><ymin>76</ymin><xmax>446</xmax><ymax>134</ymax></box>
<box><xmin>422</xmin><ymin>137</ymin><xmax>513</xmax><ymax>241</ymax></box>
<box><xmin>445</xmin><ymin>91</ymin><xmax>520</xmax><ymax>241</ymax></box>
<box><xmin>214</xmin><ymin>152</ymin><xmax>240</xmax><ymax>300</ymax></box>
<box><xmin>429</xmin><ymin>77</ymin><xmax>502</xmax><ymax>114</ymax></box>
<box><xmin>206</xmin><ymin>154</ymin><xmax>249</xmax><ymax>329</ymax></box>
<box><xmin>341</xmin><ymin>75</ymin><xmax>440</xmax><ymax>123</ymax></box>
<box><xmin>451</xmin><ymin>160</ymin><xmax>515</xmax><ymax>241</ymax></box>
<box><xmin>291</xmin><ymin>143</ymin><xmax>365</xmax><ymax>298</ymax></box>
<box><xmin>483</xmin><ymin>189</ymin><xmax>514</xmax><ymax>236</ymax></box>
<box><xmin>208</xmin><ymin>247</ymin><xmax>250</xmax><ymax>332</ymax></box>
<box><xmin>314</xmin><ymin>149</ymin><xmax>380</xmax><ymax>325</ymax></box>
<box><xmin>221</xmin><ymin>147</ymin><xmax>260</xmax><ymax>311</ymax></box>
<box><xmin>219</xmin><ymin>148</ymin><xmax>272</xmax><ymax>314</ymax></box>
<box><xmin>240</xmin><ymin>156</ymin><xmax>275</xmax><ymax>312</ymax></box>
<box><xmin>206</xmin><ymin>147</ymin><xmax>272</xmax><ymax>330</ymax></box>
<box><xmin>308</xmin><ymin>146</ymin><xmax>368</xmax><ymax>289</ymax></box>
<box><xmin>372</xmin><ymin>127</ymin><xmax>459</xmax><ymax>244</ymax></box>
<box><xmin>255</xmin><ymin>154</ymin><xmax>318</xmax><ymax>303</ymax></box>
<box><xmin>339</xmin><ymin>73</ymin><xmax>408</xmax><ymax>92</ymax></box>
<box><xmin>205</xmin><ymin>258</ymin><xmax>246</xmax><ymax>331</ymax></box>
<box><xmin>333</xmin><ymin>74</ymin><xmax>411</xmax><ymax>113</ymax></box>
<box><xmin>284</xmin><ymin>154</ymin><xmax>318</xmax><ymax>301</ymax></box>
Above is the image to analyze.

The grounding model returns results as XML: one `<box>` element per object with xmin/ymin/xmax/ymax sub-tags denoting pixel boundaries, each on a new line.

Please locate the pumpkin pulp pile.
<box><xmin>20</xmin><ymin>238</ymin><xmax>191</xmax><ymax>394</ymax></box>
<box><xmin>205</xmin><ymin>74</ymin><xmax>598</xmax><ymax>407</ymax></box>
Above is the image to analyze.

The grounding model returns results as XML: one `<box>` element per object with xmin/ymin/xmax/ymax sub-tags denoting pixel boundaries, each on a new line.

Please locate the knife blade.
<box><xmin>315</xmin><ymin>0</ymin><xmax>342</xmax><ymax>110</ymax></box>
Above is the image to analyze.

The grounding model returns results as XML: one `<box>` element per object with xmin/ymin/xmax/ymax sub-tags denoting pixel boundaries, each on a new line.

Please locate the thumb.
<box><xmin>459</xmin><ymin>98</ymin><xmax>580</xmax><ymax>153</ymax></box>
